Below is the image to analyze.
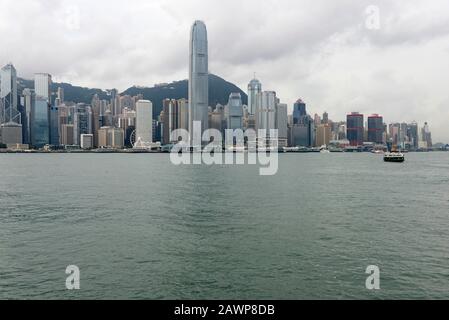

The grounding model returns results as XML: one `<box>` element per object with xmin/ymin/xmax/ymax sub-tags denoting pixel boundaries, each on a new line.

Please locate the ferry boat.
<box><xmin>383</xmin><ymin>152</ymin><xmax>405</xmax><ymax>162</ymax></box>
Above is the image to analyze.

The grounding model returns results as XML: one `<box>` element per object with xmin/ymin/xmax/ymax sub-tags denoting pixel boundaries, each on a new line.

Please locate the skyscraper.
<box><xmin>0</xmin><ymin>63</ymin><xmax>20</xmax><ymax>125</ymax></box>
<box><xmin>247</xmin><ymin>78</ymin><xmax>262</xmax><ymax>115</ymax></box>
<box><xmin>347</xmin><ymin>112</ymin><xmax>364</xmax><ymax>146</ymax></box>
<box><xmin>162</xmin><ymin>99</ymin><xmax>178</xmax><ymax>145</ymax></box>
<box><xmin>31</xmin><ymin>96</ymin><xmax>50</xmax><ymax>148</ymax></box>
<box><xmin>22</xmin><ymin>88</ymin><xmax>35</xmax><ymax>145</ymax></box>
<box><xmin>135</xmin><ymin>100</ymin><xmax>153</xmax><ymax>145</ymax></box>
<box><xmin>275</xmin><ymin>103</ymin><xmax>288</xmax><ymax>147</ymax></box>
<box><xmin>292</xmin><ymin>99</ymin><xmax>307</xmax><ymax>124</ymax></box>
<box><xmin>189</xmin><ymin>20</ymin><xmax>209</xmax><ymax>142</ymax></box>
<box><xmin>226</xmin><ymin>93</ymin><xmax>243</xmax><ymax>130</ymax></box>
<box><xmin>34</xmin><ymin>73</ymin><xmax>52</xmax><ymax>102</ymax></box>
<box><xmin>367</xmin><ymin>114</ymin><xmax>383</xmax><ymax>144</ymax></box>
<box><xmin>290</xmin><ymin>99</ymin><xmax>314</xmax><ymax>147</ymax></box>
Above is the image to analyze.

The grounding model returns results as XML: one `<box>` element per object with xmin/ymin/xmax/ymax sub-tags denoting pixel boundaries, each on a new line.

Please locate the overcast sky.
<box><xmin>1</xmin><ymin>0</ymin><xmax>449</xmax><ymax>141</ymax></box>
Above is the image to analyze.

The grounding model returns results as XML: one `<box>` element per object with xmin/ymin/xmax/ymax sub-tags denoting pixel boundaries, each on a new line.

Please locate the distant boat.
<box><xmin>384</xmin><ymin>152</ymin><xmax>405</xmax><ymax>162</ymax></box>
<box><xmin>319</xmin><ymin>145</ymin><xmax>330</xmax><ymax>154</ymax></box>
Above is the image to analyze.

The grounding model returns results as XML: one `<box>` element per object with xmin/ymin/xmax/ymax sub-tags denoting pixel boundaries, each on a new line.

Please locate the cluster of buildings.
<box><xmin>0</xmin><ymin>21</ymin><xmax>437</xmax><ymax>152</ymax></box>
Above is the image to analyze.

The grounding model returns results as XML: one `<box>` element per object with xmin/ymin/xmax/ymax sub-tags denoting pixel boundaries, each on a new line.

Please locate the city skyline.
<box><xmin>1</xmin><ymin>0</ymin><xmax>448</xmax><ymax>142</ymax></box>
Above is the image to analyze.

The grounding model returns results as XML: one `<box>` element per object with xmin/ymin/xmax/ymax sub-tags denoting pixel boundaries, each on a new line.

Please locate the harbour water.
<box><xmin>0</xmin><ymin>152</ymin><xmax>448</xmax><ymax>299</ymax></box>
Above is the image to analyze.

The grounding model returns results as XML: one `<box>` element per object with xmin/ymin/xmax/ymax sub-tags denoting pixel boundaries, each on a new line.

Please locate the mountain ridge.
<box><xmin>17</xmin><ymin>74</ymin><xmax>248</xmax><ymax>118</ymax></box>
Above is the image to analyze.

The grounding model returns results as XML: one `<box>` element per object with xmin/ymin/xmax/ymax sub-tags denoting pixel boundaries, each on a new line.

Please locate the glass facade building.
<box><xmin>31</xmin><ymin>97</ymin><xmax>50</xmax><ymax>148</ymax></box>
<box><xmin>367</xmin><ymin>114</ymin><xmax>383</xmax><ymax>144</ymax></box>
<box><xmin>347</xmin><ymin>112</ymin><xmax>364</xmax><ymax>146</ymax></box>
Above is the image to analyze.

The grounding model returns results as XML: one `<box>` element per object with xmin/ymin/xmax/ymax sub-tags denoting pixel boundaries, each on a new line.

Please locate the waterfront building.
<box><xmin>80</xmin><ymin>134</ymin><xmax>93</xmax><ymax>149</ymax></box>
<box><xmin>31</xmin><ymin>96</ymin><xmax>50</xmax><ymax>148</ymax></box>
<box><xmin>407</xmin><ymin>122</ymin><xmax>419</xmax><ymax>149</ymax></box>
<box><xmin>276</xmin><ymin>103</ymin><xmax>288</xmax><ymax>148</ymax></box>
<box><xmin>98</xmin><ymin>126</ymin><xmax>124</xmax><ymax>149</ymax></box>
<box><xmin>0</xmin><ymin>122</ymin><xmax>22</xmax><ymax>146</ymax></box>
<box><xmin>347</xmin><ymin>112</ymin><xmax>364</xmax><ymax>146</ymax></box>
<box><xmin>0</xmin><ymin>63</ymin><xmax>19</xmax><ymax>125</ymax></box>
<box><xmin>290</xmin><ymin>99</ymin><xmax>314</xmax><ymax>147</ymax></box>
<box><xmin>189</xmin><ymin>20</ymin><xmax>209</xmax><ymax>141</ymax></box>
<box><xmin>135</xmin><ymin>100</ymin><xmax>153</xmax><ymax>145</ymax></box>
<box><xmin>49</xmin><ymin>105</ymin><xmax>60</xmax><ymax>145</ymax></box>
<box><xmin>73</xmin><ymin>104</ymin><xmax>93</xmax><ymax>145</ymax></box>
<box><xmin>316</xmin><ymin>123</ymin><xmax>332</xmax><ymax>147</ymax></box>
<box><xmin>60</xmin><ymin>124</ymin><xmax>74</xmax><ymax>146</ymax></box>
<box><xmin>367</xmin><ymin>114</ymin><xmax>383</xmax><ymax>144</ymax></box>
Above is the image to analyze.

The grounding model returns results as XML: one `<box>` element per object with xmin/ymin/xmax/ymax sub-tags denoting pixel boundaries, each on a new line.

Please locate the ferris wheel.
<box><xmin>129</xmin><ymin>129</ymin><xmax>136</xmax><ymax>146</ymax></box>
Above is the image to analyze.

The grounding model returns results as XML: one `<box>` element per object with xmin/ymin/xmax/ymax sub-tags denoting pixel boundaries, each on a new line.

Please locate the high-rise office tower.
<box><xmin>177</xmin><ymin>99</ymin><xmax>189</xmax><ymax>131</ymax></box>
<box><xmin>22</xmin><ymin>88</ymin><xmax>35</xmax><ymax>145</ymax></box>
<box><xmin>407</xmin><ymin>122</ymin><xmax>419</xmax><ymax>149</ymax></box>
<box><xmin>255</xmin><ymin>91</ymin><xmax>277</xmax><ymax>146</ymax></box>
<box><xmin>135</xmin><ymin>100</ymin><xmax>153</xmax><ymax>145</ymax></box>
<box><xmin>367</xmin><ymin>114</ymin><xmax>383</xmax><ymax>144</ymax></box>
<box><xmin>31</xmin><ymin>96</ymin><xmax>50</xmax><ymax>148</ymax></box>
<box><xmin>162</xmin><ymin>99</ymin><xmax>178</xmax><ymax>145</ymax></box>
<box><xmin>226</xmin><ymin>93</ymin><xmax>243</xmax><ymax>130</ymax></box>
<box><xmin>0</xmin><ymin>63</ymin><xmax>20</xmax><ymax>125</ymax></box>
<box><xmin>60</xmin><ymin>124</ymin><xmax>74</xmax><ymax>146</ymax></box>
<box><xmin>57</xmin><ymin>87</ymin><xmax>64</xmax><ymax>104</ymax></box>
<box><xmin>73</xmin><ymin>104</ymin><xmax>93</xmax><ymax>145</ymax></box>
<box><xmin>421</xmin><ymin>122</ymin><xmax>432</xmax><ymax>148</ymax></box>
<box><xmin>189</xmin><ymin>20</ymin><xmax>209</xmax><ymax>141</ymax></box>
<box><xmin>347</xmin><ymin>112</ymin><xmax>364</xmax><ymax>146</ymax></box>
<box><xmin>34</xmin><ymin>73</ymin><xmax>52</xmax><ymax>102</ymax></box>
<box><xmin>322</xmin><ymin>112</ymin><xmax>329</xmax><ymax>124</ymax></box>
<box><xmin>276</xmin><ymin>103</ymin><xmax>288</xmax><ymax>147</ymax></box>
<box><xmin>316</xmin><ymin>124</ymin><xmax>332</xmax><ymax>146</ymax></box>
<box><xmin>49</xmin><ymin>105</ymin><xmax>60</xmax><ymax>145</ymax></box>
<box><xmin>247</xmin><ymin>78</ymin><xmax>262</xmax><ymax>115</ymax></box>
<box><xmin>292</xmin><ymin>99</ymin><xmax>307</xmax><ymax>124</ymax></box>
<box><xmin>256</xmin><ymin>91</ymin><xmax>277</xmax><ymax>132</ymax></box>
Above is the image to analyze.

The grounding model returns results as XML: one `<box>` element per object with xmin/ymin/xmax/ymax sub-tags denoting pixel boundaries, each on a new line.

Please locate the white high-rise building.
<box><xmin>34</xmin><ymin>73</ymin><xmax>52</xmax><ymax>102</ymax></box>
<box><xmin>256</xmin><ymin>91</ymin><xmax>277</xmax><ymax>132</ymax></box>
<box><xmin>247</xmin><ymin>78</ymin><xmax>262</xmax><ymax>115</ymax></box>
<box><xmin>135</xmin><ymin>100</ymin><xmax>153</xmax><ymax>144</ymax></box>
<box><xmin>189</xmin><ymin>20</ymin><xmax>209</xmax><ymax>142</ymax></box>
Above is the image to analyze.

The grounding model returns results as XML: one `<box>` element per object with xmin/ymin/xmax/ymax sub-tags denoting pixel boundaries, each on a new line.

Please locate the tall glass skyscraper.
<box><xmin>247</xmin><ymin>78</ymin><xmax>261</xmax><ymax>115</ymax></box>
<box><xmin>31</xmin><ymin>97</ymin><xmax>50</xmax><ymax>148</ymax></box>
<box><xmin>0</xmin><ymin>63</ymin><xmax>19</xmax><ymax>124</ymax></box>
<box><xmin>226</xmin><ymin>93</ymin><xmax>243</xmax><ymax>130</ymax></box>
<box><xmin>292</xmin><ymin>99</ymin><xmax>307</xmax><ymax>124</ymax></box>
<box><xmin>188</xmin><ymin>20</ymin><xmax>209</xmax><ymax>142</ymax></box>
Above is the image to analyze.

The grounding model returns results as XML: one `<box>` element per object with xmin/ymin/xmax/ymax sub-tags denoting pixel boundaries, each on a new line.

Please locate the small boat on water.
<box><xmin>384</xmin><ymin>152</ymin><xmax>405</xmax><ymax>162</ymax></box>
<box><xmin>319</xmin><ymin>145</ymin><xmax>330</xmax><ymax>153</ymax></box>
